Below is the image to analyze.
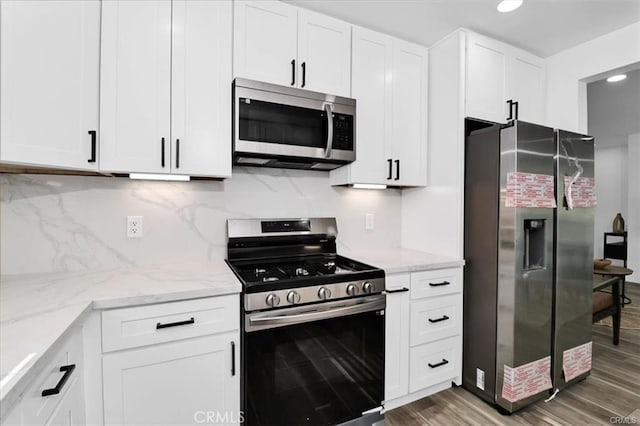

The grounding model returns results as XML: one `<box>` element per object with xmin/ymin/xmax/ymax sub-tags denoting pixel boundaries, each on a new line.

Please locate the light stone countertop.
<box><xmin>0</xmin><ymin>260</ymin><xmax>242</xmax><ymax>416</ymax></box>
<box><xmin>0</xmin><ymin>248</ymin><xmax>464</xmax><ymax>418</ymax></box>
<box><xmin>340</xmin><ymin>247</ymin><xmax>465</xmax><ymax>274</ymax></box>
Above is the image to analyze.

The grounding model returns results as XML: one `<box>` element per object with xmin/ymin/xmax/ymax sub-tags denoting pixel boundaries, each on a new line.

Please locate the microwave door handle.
<box><xmin>324</xmin><ymin>103</ymin><xmax>334</xmax><ymax>158</ymax></box>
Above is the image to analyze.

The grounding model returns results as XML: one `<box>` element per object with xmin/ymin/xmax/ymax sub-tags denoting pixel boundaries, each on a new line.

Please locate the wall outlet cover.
<box><xmin>127</xmin><ymin>216</ymin><xmax>143</xmax><ymax>238</ymax></box>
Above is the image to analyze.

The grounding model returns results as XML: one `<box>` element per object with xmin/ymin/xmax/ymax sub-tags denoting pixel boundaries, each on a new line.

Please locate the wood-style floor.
<box><xmin>387</xmin><ymin>283</ymin><xmax>640</xmax><ymax>425</ymax></box>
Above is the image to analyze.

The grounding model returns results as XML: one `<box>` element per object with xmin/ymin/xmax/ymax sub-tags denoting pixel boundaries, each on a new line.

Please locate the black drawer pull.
<box><xmin>394</xmin><ymin>159</ymin><xmax>400</xmax><ymax>180</ymax></box>
<box><xmin>42</xmin><ymin>364</ymin><xmax>76</xmax><ymax>397</ymax></box>
<box><xmin>161</xmin><ymin>137</ymin><xmax>166</xmax><ymax>168</ymax></box>
<box><xmin>428</xmin><ymin>315</ymin><xmax>450</xmax><ymax>323</ymax></box>
<box><xmin>429</xmin><ymin>281</ymin><xmax>450</xmax><ymax>287</ymax></box>
<box><xmin>175</xmin><ymin>139</ymin><xmax>180</xmax><ymax>169</ymax></box>
<box><xmin>301</xmin><ymin>62</ymin><xmax>306</xmax><ymax>88</ymax></box>
<box><xmin>156</xmin><ymin>317</ymin><xmax>195</xmax><ymax>329</ymax></box>
<box><xmin>387</xmin><ymin>159</ymin><xmax>393</xmax><ymax>180</ymax></box>
<box><xmin>290</xmin><ymin>59</ymin><xmax>296</xmax><ymax>86</ymax></box>
<box><xmin>386</xmin><ymin>287</ymin><xmax>409</xmax><ymax>294</ymax></box>
<box><xmin>87</xmin><ymin>130</ymin><xmax>97</xmax><ymax>163</ymax></box>
<box><xmin>428</xmin><ymin>359</ymin><xmax>449</xmax><ymax>369</ymax></box>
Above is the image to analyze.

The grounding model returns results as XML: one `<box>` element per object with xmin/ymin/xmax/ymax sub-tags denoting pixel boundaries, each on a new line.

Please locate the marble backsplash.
<box><xmin>0</xmin><ymin>168</ymin><xmax>402</xmax><ymax>275</ymax></box>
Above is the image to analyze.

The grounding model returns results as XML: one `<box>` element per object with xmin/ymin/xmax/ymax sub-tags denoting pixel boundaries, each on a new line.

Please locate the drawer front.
<box><xmin>409</xmin><ymin>335</ymin><xmax>460</xmax><ymax>393</ymax></box>
<box><xmin>102</xmin><ymin>294</ymin><xmax>239</xmax><ymax>352</ymax></box>
<box><xmin>410</xmin><ymin>294</ymin><xmax>461</xmax><ymax>346</ymax></box>
<box><xmin>410</xmin><ymin>268</ymin><xmax>462</xmax><ymax>300</ymax></box>
<box><xmin>386</xmin><ymin>273</ymin><xmax>410</xmax><ymax>291</ymax></box>
<box><xmin>22</xmin><ymin>327</ymin><xmax>84</xmax><ymax>425</ymax></box>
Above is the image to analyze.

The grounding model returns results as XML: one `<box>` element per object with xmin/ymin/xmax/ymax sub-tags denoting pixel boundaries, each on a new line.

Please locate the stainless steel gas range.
<box><xmin>225</xmin><ymin>218</ymin><xmax>386</xmax><ymax>426</ymax></box>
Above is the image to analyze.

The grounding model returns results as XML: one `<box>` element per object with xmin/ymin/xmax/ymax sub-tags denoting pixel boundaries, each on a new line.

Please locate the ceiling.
<box><xmin>588</xmin><ymin>68</ymin><xmax>640</xmax><ymax>148</ymax></box>
<box><xmin>285</xmin><ymin>0</ymin><xmax>640</xmax><ymax>57</ymax></box>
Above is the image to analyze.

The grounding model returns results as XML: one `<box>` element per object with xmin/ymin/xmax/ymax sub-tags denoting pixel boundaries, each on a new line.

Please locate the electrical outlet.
<box><xmin>365</xmin><ymin>213</ymin><xmax>374</xmax><ymax>230</ymax></box>
<box><xmin>127</xmin><ymin>216</ymin><xmax>143</xmax><ymax>238</ymax></box>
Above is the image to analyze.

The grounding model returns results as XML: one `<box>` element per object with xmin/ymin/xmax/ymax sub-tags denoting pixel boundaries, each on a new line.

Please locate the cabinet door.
<box><xmin>509</xmin><ymin>48</ymin><xmax>546</xmax><ymax>124</ymax></box>
<box><xmin>385</xmin><ymin>274</ymin><xmax>410</xmax><ymax>401</ymax></box>
<box><xmin>100</xmin><ymin>0</ymin><xmax>172</xmax><ymax>174</ymax></box>
<box><xmin>0</xmin><ymin>0</ymin><xmax>100</xmax><ymax>170</ymax></box>
<box><xmin>44</xmin><ymin>377</ymin><xmax>85</xmax><ymax>426</ymax></box>
<box><xmin>392</xmin><ymin>40</ymin><xmax>428</xmax><ymax>187</ymax></box>
<box><xmin>103</xmin><ymin>333</ymin><xmax>240</xmax><ymax>425</ymax></box>
<box><xmin>233</xmin><ymin>1</ymin><xmax>298</xmax><ymax>87</ymax></box>
<box><xmin>347</xmin><ymin>27</ymin><xmax>393</xmax><ymax>185</ymax></box>
<box><xmin>297</xmin><ymin>10</ymin><xmax>351</xmax><ymax>97</ymax></box>
<box><xmin>465</xmin><ymin>32</ymin><xmax>509</xmax><ymax>123</ymax></box>
<box><xmin>171</xmin><ymin>0</ymin><xmax>232</xmax><ymax>177</ymax></box>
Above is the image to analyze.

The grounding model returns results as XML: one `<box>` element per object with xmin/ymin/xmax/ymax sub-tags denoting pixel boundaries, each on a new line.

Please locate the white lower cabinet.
<box><xmin>384</xmin><ymin>267</ymin><xmax>463</xmax><ymax>410</ymax></box>
<box><xmin>100</xmin><ymin>295</ymin><xmax>241</xmax><ymax>425</ymax></box>
<box><xmin>103</xmin><ymin>332</ymin><xmax>239</xmax><ymax>425</ymax></box>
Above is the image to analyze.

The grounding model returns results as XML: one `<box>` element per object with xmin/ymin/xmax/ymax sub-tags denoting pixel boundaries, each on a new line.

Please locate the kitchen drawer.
<box><xmin>386</xmin><ymin>272</ymin><xmax>410</xmax><ymax>291</ymax></box>
<box><xmin>410</xmin><ymin>294</ymin><xmax>461</xmax><ymax>346</ymax></box>
<box><xmin>21</xmin><ymin>327</ymin><xmax>84</xmax><ymax>425</ymax></box>
<box><xmin>409</xmin><ymin>335</ymin><xmax>460</xmax><ymax>393</ymax></box>
<box><xmin>410</xmin><ymin>268</ymin><xmax>462</xmax><ymax>300</ymax></box>
<box><xmin>102</xmin><ymin>294</ymin><xmax>239</xmax><ymax>352</ymax></box>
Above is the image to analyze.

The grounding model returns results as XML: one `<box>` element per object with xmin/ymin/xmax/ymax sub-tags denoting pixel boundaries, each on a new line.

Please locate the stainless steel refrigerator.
<box><xmin>462</xmin><ymin>119</ymin><xmax>595</xmax><ymax>413</ymax></box>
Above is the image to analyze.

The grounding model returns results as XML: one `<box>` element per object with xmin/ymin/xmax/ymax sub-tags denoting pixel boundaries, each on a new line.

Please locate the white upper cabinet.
<box><xmin>234</xmin><ymin>1</ymin><xmax>351</xmax><ymax>97</ymax></box>
<box><xmin>100</xmin><ymin>0</ymin><xmax>232</xmax><ymax>177</ymax></box>
<box><xmin>331</xmin><ymin>29</ymin><xmax>428</xmax><ymax>187</ymax></box>
<box><xmin>392</xmin><ymin>39</ymin><xmax>428</xmax><ymax>186</ymax></box>
<box><xmin>465</xmin><ymin>32</ymin><xmax>509</xmax><ymax>123</ymax></box>
<box><xmin>233</xmin><ymin>1</ymin><xmax>298</xmax><ymax>87</ymax></box>
<box><xmin>0</xmin><ymin>0</ymin><xmax>100</xmax><ymax>171</ymax></box>
<box><xmin>171</xmin><ymin>0</ymin><xmax>232</xmax><ymax>177</ymax></box>
<box><xmin>297</xmin><ymin>10</ymin><xmax>351</xmax><ymax>97</ymax></box>
<box><xmin>100</xmin><ymin>0</ymin><xmax>172</xmax><ymax>174</ymax></box>
<box><xmin>465</xmin><ymin>31</ymin><xmax>546</xmax><ymax>124</ymax></box>
<box><xmin>509</xmin><ymin>47</ymin><xmax>546</xmax><ymax>124</ymax></box>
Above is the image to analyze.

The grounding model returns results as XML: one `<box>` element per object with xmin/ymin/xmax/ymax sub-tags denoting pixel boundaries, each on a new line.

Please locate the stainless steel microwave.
<box><xmin>232</xmin><ymin>78</ymin><xmax>356</xmax><ymax>170</ymax></box>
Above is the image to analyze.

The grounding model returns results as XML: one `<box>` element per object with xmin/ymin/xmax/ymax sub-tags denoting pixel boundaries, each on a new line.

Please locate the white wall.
<box><xmin>0</xmin><ymin>169</ymin><xmax>402</xmax><ymax>275</ymax></box>
<box><xmin>593</xmin><ymin>145</ymin><xmax>628</xmax><ymax>260</ymax></box>
<box><xmin>627</xmin><ymin>134</ymin><xmax>640</xmax><ymax>282</ymax></box>
<box><xmin>546</xmin><ymin>22</ymin><xmax>640</xmax><ymax>133</ymax></box>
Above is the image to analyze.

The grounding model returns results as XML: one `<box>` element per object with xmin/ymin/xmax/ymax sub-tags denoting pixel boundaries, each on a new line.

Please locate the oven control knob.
<box><xmin>266</xmin><ymin>293</ymin><xmax>281</xmax><ymax>307</ymax></box>
<box><xmin>346</xmin><ymin>283</ymin><xmax>359</xmax><ymax>297</ymax></box>
<box><xmin>287</xmin><ymin>290</ymin><xmax>301</xmax><ymax>305</ymax></box>
<box><xmin>318</xmin><ymin>287</ymin><xmax>332</xmax><ymax>300</ymax></box>
<box><xmin>363</xmin><ymin>281</ymin><xmax>374</xmax><ymax>294</ymax></box>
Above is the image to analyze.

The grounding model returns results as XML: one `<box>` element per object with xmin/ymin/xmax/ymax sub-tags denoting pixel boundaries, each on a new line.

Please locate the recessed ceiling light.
<box><xmin>497</xmin><ymin>0</ymin><xmax>523</xmax><ymax>13</ymax></box>
<box><xmin>606</xmin><ymin>74</ymin><xmax>627</xmax><ymax>83</ymax></box>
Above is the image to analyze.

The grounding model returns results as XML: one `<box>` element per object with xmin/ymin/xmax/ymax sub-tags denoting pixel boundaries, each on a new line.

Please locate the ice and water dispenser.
<box><xmin>523</xmin><ymin>219</ymin><xmax>546</xmax><ymax>270</ymax></box>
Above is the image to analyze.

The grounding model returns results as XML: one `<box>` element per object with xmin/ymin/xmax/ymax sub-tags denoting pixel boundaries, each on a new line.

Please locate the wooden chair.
<box><xmin>592</xmin><ymin>276</ymin><xmax>621</xmax><ymax>345</ymax></box>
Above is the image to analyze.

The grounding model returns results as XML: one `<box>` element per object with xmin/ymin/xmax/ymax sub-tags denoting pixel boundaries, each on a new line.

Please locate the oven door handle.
<box><xmin>324</xmin><ymin>103</ymin><xmax>334</xmax><ymax>158</ymax></box>
<box><xmin>247</xmin><ymin>296</ymin><xmax>385</xmax><ymax>332</ymax></box>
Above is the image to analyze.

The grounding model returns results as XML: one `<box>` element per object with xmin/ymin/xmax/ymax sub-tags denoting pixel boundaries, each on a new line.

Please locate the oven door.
<box><xmin>243</xmin><ymin>295</ymin><xmax>385</xmax><ymax>426</ymax></box>
<box><xmin>233</xmin><ymin>83</ymin><xmax>355</xmax><ymax>163</ymax></box>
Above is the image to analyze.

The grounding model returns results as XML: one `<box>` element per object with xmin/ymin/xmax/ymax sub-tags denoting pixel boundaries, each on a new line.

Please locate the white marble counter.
<box><xmin>0</xmin><ymin>260</ymin><xmax>241</xmax><ymax>414</ymax></box>
<box><xmin>340</xmin><ymin>247</ymin><xmax>465</xmax><ymax>274</ymax></box>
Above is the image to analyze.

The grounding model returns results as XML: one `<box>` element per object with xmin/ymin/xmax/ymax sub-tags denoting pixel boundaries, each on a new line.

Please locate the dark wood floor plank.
<box><xmin>386</xmin><ymin>284</ymin><xmax>640</xmax><ymax>425</ymax></box>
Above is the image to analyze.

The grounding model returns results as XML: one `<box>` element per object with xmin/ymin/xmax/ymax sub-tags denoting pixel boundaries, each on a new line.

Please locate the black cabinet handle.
<box><xmin>231</xmin><ymin>341</ymin><xmax>236</xmax><ymax>376</ymax></box>
<box><xmin>506</xmin><ymin>99</ymin><xmax>513</xmax><ymax>121</ymax></box>
<box><xmin>429</xmin><ymin>281</ymin><xmax>450</xmax><ymax>287</ymax></box>
<box><xmin>428</xmin><ymin>359</ymin><xmax>449</xmax><ymax>369</ymax></box>
<box><xmin>386</xmin><ymin>287</ymin><xmax>409</xmax><ymax>293</ymax></box>
<box><xmin>394</xmin><ymin>159</ymin><xmax>400</xmax><ymax>181</ymax></box>
<box><xmin>42</xmin><ymin>364</ymin><xmax>76</xmax><ymax>397</ymax></box>
<box><xmin>291</xmin><ymin>59</ymin><xmax>296</xmax><ymax>86</ymax></box>
<box><xmin>156</xmin><ymin>317</ymin><xmax>195</xmax><ymax>329</ymax></box>
<box><xmin>513</xmin><ymin>101</ymin><xmax>519</xmax><ymax>120</ymax></box>
<box><xmin>87</xmin><ymin>130</ymin><xmax>97</xmax><ymax>163</ymax></box>
<box><xmin>301</xmin><ymin>62</ymin><xmax>306</xmax><ymax>88</ymax></box>
<box><xmin>175</xmin><ymin>139</ymin><xmax>180</xmax><ymax>169</ymax></box>
<box><xmin>387</xmin><ymin>159</ymin><xmax>393</xmax><ymax>180</ymax></box>
<box><xmin>161</xmin><ymin>137</ymin><xmax>166</xmax><ymax>168</ymax></box>
<box><xmin>428</xmin><ymin>315</ymin><xmax>450</xmax><ymax>323</ymax></box>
